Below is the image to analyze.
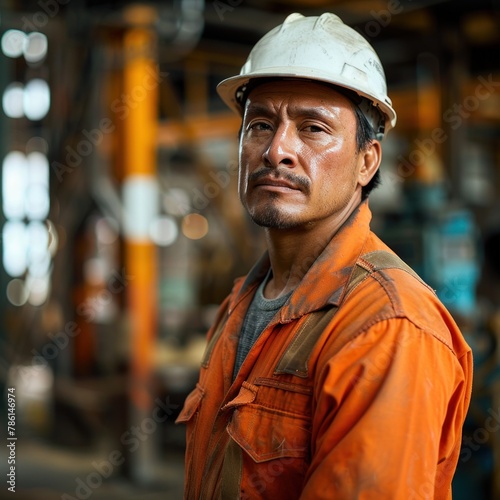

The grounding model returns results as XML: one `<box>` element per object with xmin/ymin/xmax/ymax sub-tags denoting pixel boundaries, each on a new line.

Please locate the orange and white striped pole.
<box><xmin>121</xmin><ymin>7</ymin><xmax>159</xmax><ymax>484</ymax></box>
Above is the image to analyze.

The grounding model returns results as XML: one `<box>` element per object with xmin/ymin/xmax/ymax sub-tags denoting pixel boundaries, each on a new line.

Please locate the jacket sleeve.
<box><xmin>300</xmin><ymin>317</ymin><xmax>471</xmax><ymax>500</ymax></box>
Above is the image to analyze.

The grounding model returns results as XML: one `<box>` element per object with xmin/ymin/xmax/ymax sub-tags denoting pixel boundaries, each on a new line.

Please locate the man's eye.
<box><xmin>303</xmin><ymin>124</ymin><xmax>324</xmax><ymax>133</ymax></box>
<box><xmin>249</xmin><ymin>122</ymin><xmax>272</xmax><ymax>131</ymax></box>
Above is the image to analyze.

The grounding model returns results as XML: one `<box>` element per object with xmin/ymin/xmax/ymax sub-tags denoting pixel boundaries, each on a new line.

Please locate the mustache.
<box><xmin>248</xmin><ymin>167</ymin><xmax>311</xmax><ymax>193</ymax></box>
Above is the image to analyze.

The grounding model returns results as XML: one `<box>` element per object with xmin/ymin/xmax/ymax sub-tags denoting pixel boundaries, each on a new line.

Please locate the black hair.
<box><xmin>353</xmin><ymin>105</ymin><xmax>380</xmax><ymax>200</ymax></box>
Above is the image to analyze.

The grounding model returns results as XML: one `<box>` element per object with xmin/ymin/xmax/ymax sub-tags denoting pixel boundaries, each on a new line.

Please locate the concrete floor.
<box><xmin>0</xmin><ymin>438</ymin><xmax>185</xmax><ymax>500</ymax></box>
<box><xmin>0</xmin><ymin>369</ymin><xmax>194</xmax><ymax>500</ymax></box>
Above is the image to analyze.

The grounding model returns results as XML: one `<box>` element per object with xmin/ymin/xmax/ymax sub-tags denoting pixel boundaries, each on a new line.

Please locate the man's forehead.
<box><xmin>247</xmin><ymin>79</ymin><xmax>352</xmax><ymax>100</ymax></box>
<box><xmin>244</xmin><ymin>79</ymin><xmax>354</xmax><ymax>116</ymax></box>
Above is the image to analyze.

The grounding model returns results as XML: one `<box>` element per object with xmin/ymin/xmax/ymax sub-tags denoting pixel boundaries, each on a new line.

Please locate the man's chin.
<box><xmin>249</xmin><ymin>208</ymin><xmax>302</xmax><ymax>230</ymax></box>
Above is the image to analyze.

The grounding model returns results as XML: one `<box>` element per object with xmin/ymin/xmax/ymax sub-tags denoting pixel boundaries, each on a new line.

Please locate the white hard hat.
<box><xmin>217</xmin><ymin>12</ymin><xmax>397</xmax><ymax>138</ymax></box>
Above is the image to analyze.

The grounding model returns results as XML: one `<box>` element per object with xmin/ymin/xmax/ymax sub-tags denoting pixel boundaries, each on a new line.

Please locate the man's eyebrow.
<box><xmin>244</xmin><ymin>103</ymin><xmax>275</xmax><ymax>120</ymax></box>
<box><xmin>288</xmin><ymin>105</ymin><xmax>338</xmax><ymax>122</ymax></box>
<box><xmin>244</xmin><ymin>102</ymin><xmax>339</xmax><ymax>122</ymax></box>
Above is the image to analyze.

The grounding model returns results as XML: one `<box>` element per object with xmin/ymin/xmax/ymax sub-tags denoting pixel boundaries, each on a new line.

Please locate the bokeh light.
<box><xmin>150</xmin><ymin>216</ymin><xmax>179</xmax><ymax>246</ymax></box>
<box><xmin>24</xmin><ymin>32</ymin><xmax>48</xmax><ymax>64</ymax></box>
<box><xmin>24</xmin><ymin>78</ymin><xmax>50</xmax><ymax>121</ymax></box>
<box><xmin>2</xmin><ymin>82</ymin><xmax>25</xmax><ymax>118</ymax></box>
<box><xmin>1</xmin><ymin>29</ymin><xmax>26</xmax><ymax>58</ymax></box>
<box><xmin>181</xmin><ymin>213</ymin><xmax>208</xmax><ymax>240</ymax></box>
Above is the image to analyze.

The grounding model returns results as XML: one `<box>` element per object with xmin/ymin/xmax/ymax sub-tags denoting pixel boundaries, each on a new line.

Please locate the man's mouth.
<box><xmin>249</xmin><ymin>168</ymin><xmax>310</xmax><ymax>194</ymax></box>
<box><xmin>254</xmin><ymin>176</ymin><xmax>302</xmax><ymax>191</ymax></box>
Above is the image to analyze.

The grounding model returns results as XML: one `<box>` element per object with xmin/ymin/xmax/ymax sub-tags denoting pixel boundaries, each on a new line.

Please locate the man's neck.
<box><xmin>263</xmin><ymin>199</ymin><xmax>361</xmax><ymax>299</ymax></box>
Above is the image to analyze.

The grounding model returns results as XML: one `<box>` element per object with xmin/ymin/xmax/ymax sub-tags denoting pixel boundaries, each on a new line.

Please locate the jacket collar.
<box><xmin>229</xmin><ymin>200</ymin><xmax>372</xmax><ymax>321</ymax></box>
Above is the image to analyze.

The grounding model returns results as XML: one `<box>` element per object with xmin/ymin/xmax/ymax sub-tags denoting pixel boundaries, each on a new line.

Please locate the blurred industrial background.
<box><xmin>0</xmin><ymin>0</ymin><xmax>499</xmax><ymax>498</ymax></box>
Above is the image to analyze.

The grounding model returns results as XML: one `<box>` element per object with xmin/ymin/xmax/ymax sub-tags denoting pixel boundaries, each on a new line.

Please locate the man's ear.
<box><xmin>358</xmin><ymin>140</ymin><xmax>382</xmax><ymax>187</ymax></box>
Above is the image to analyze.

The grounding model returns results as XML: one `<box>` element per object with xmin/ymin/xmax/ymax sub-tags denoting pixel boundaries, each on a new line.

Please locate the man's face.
<box><xmin>238</xmin><ymin>80</ymin><xmax>374</xmax><ymax>231</ymax></box>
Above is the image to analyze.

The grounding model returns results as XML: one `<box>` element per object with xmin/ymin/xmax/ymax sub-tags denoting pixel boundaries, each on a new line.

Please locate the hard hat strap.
<box><xmin>357</xmin><ymin>99</ymin><xmax>385</xmax><ymax>141</ymax></box>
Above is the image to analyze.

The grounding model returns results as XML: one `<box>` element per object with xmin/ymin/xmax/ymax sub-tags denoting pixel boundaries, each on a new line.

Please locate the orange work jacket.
<box><xmin>176</xmin><ymin>200</ymin><xmax>473</xmax><ymax>499</ymax></box>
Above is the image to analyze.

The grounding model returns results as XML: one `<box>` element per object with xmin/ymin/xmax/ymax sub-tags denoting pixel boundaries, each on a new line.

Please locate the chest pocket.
<box><xmin>221</xmin><ymin>380</ymin><xmax>312</xmax><ymax>500</ymax></box>
<box><xmin>223</xmin><ymin>380</ymin><xmax>312</xmax><ymax>464</ymax></box>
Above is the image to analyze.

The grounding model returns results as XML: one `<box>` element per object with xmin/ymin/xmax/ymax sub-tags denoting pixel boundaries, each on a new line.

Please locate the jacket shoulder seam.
<box><xmin>344</xmin><ymin>271</ymin><xmax>456</xmax><ymax>354</ymax></box>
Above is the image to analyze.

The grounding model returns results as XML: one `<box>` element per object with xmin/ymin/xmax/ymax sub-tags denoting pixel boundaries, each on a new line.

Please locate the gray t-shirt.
<box><xmin>232</xmin><ymin>272</ymin><xmax>292</xmax><ymax>380</ymax></box>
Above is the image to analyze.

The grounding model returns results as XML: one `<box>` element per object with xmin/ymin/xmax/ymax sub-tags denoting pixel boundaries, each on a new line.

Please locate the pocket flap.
<box><xmin>221</xmin><ymin>382</ymin><xmax>257</xmax><ymax>411</ymax></box>
<box><xmin>227</xmin><ymin>405</ymin><xmax>310</xmax><ymax>463</ymax></box>
<box><xmin>175</xmin><ymin>383</ymin><xmax>205</xmax><ymax>424</ymax></box>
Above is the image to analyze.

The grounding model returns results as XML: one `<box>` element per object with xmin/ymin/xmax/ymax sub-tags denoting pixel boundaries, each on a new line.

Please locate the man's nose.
<box><xmin>262</xmin><ymin>124</ymin><xmax>298</xmax><ymax>168</ymax></box>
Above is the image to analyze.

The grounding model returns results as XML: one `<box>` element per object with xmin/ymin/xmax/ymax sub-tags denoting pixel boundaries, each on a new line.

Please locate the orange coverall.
<box><xmin>176</xmin><ymin>201</ymin><xmax>473</xmax><ymax>499</ymax></box>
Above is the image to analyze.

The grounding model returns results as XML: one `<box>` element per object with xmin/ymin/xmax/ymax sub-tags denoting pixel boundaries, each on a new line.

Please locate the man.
<box><xmin>176</xmin><ymin>13</ymin><xmax>472</xmax><ymax>499</ymax></box>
